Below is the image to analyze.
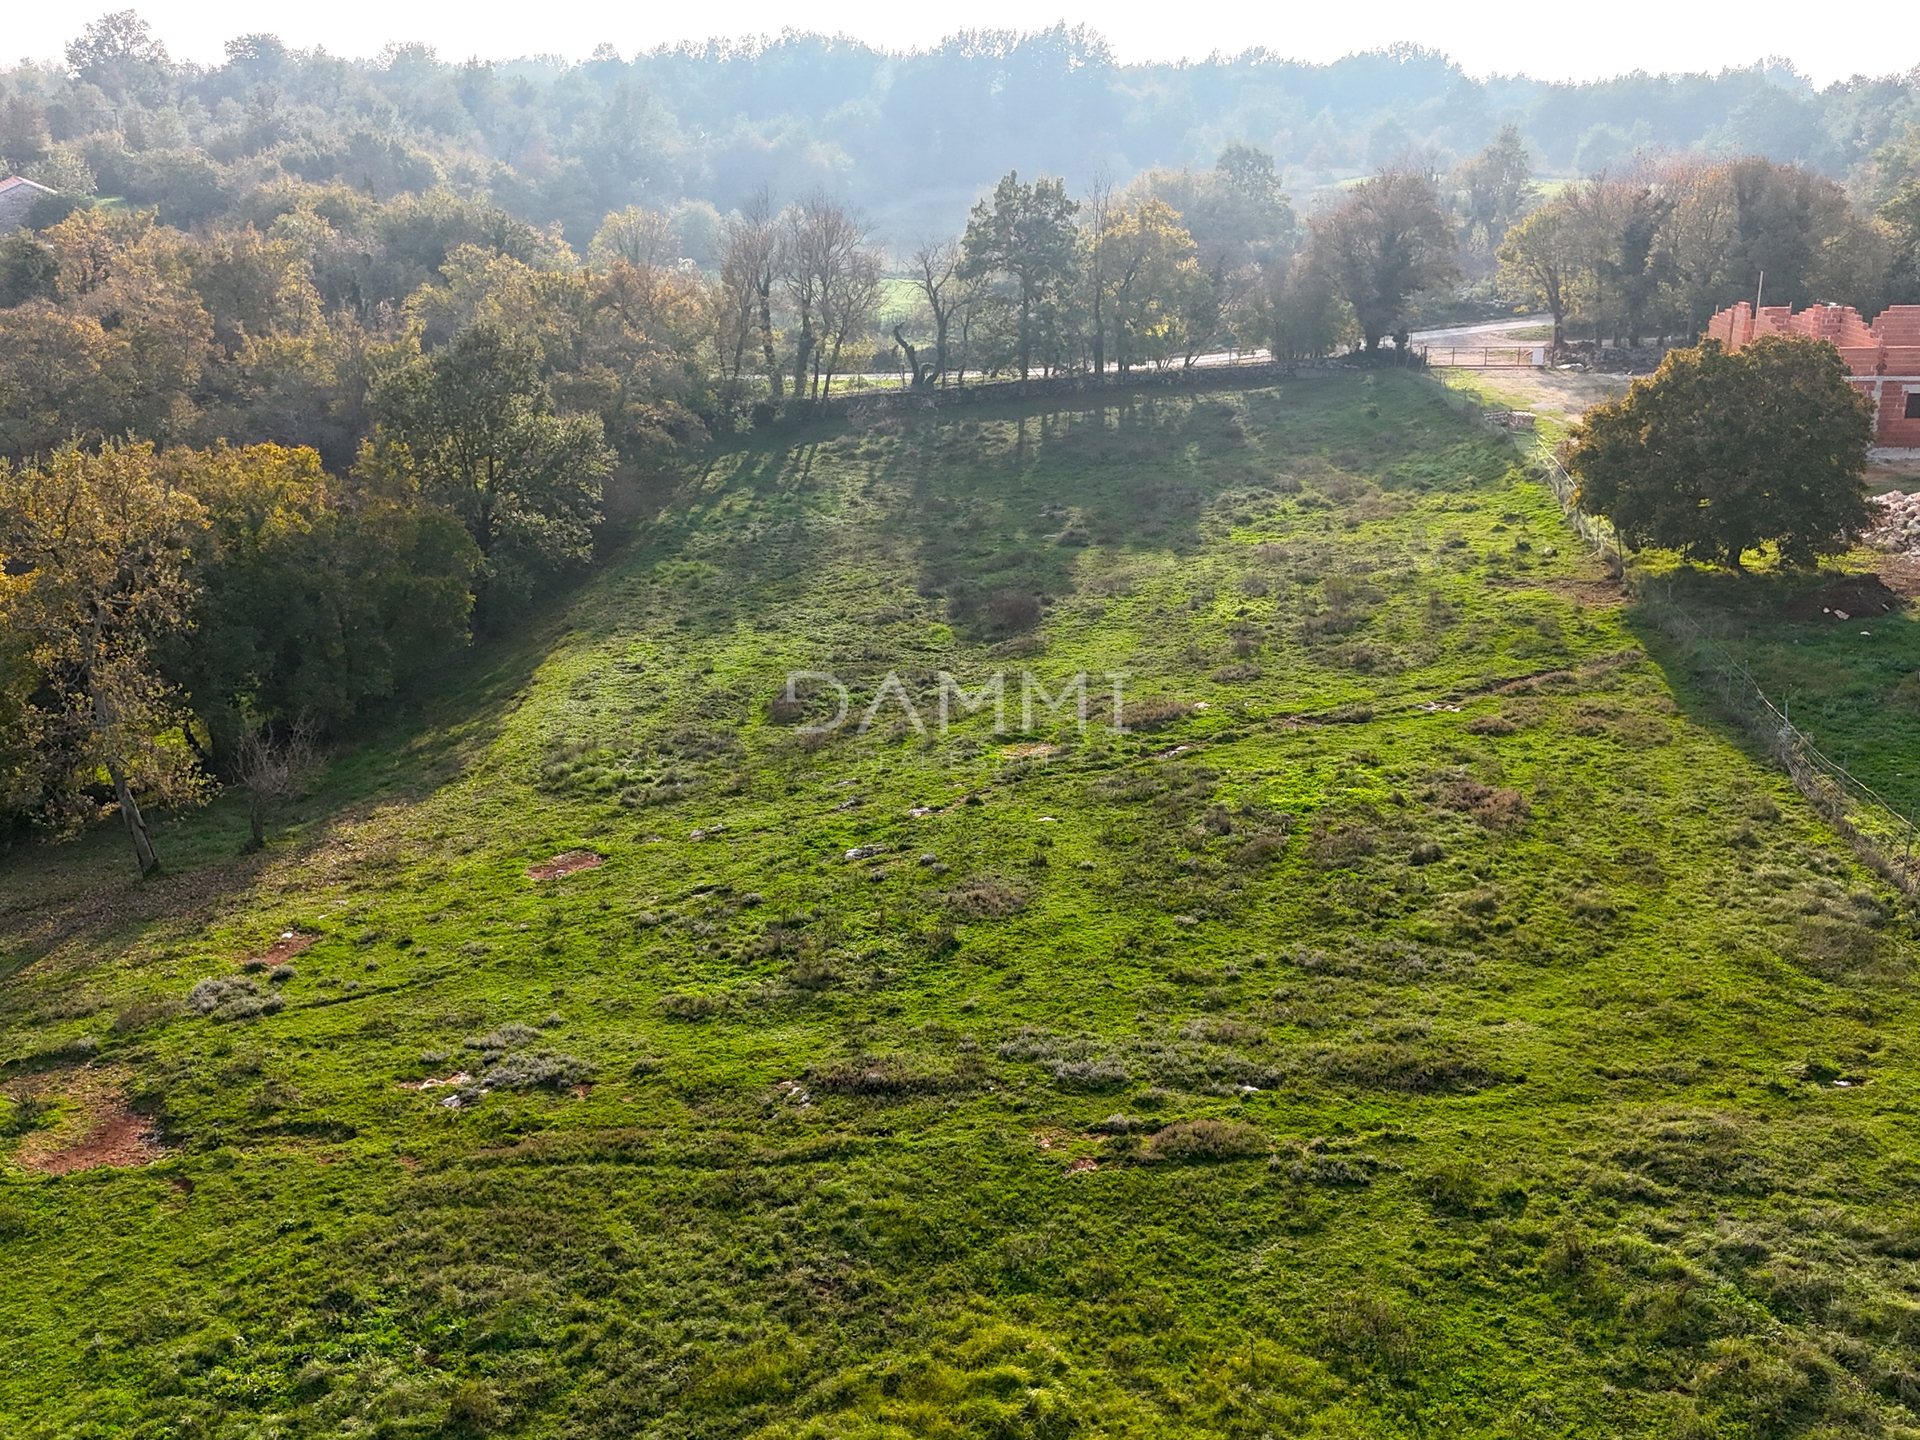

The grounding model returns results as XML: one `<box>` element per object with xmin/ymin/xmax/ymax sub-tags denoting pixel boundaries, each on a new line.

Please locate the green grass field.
<box><xmin>6</xmin><ymin>374</ymin><xmax>1920</xmax><ymax>1439</ymax></box>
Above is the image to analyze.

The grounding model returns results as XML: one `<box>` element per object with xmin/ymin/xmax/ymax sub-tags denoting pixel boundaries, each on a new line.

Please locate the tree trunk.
<box><xmin>106</xmin><ymin>756</ymin><xmax>160</xmax><ymax>876</ymax></box>
<box><xmin>247</xmin><ymin>795</ymin><xmax>266</xmax><ymax>853</ymax></box>
<box><xmin>758</xmin><ymin>283</ymin><xmax>782</xmax><ymax>400</ymax></box>
<box><xmin>91</xmin><ymin>682</ymin><xmax>160</xmax><ymax>876</ymax></box>
<box><xmin>793</xmin><ymin>317</ymin><xmax>813</xmax><ymax>402</ymax></box>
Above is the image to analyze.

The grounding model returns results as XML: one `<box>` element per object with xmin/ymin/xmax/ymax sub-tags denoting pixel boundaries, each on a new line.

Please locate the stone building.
<box><xmin>0</xmin><ymin>175</ymin><xmax>56</xmax><ymax>236</ymax></box>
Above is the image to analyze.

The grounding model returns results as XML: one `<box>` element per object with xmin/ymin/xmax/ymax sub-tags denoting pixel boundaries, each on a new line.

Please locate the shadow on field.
<box><xmin>875</xmin><ymin>394</ymin><xmax>1253</xmax><ymax>640</ymax></box>
<box><xmin>1625</xmin><ymin>561</ymin><xmax>1920</xmax><ymax>819</ymax></box>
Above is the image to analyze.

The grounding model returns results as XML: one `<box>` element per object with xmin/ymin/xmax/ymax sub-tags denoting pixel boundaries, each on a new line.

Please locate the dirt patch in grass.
<box><xmin>1494</xmin><ymin>576</ymin><xmax>1625</xmax><ymax>608</ymax></box>
<box><xmin>1000</xmin><ymin>743</ymin><xmax>1058</xmax><ymax>759</ymax></box>
<box><xmin>249</xmin><ymin>931</ymin><xmax>316</xmax><ymax>966</ymax></box>
<box><xmin>13</xmin><ymin>1067</ymin><xmax>164</xmax><ymax>1175</ymax></box>
<box><xmin>528</xmin><ymin>850</ymin><xmax>606</xmax><ymax>880</ymax></box>
<box><xmin>1780</xmin><ymin>575</ymin><xmax>1902</xmax><ymax>624</ymax></box>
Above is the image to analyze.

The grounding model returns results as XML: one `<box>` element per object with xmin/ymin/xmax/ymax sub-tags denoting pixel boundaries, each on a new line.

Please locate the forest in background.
<box><xmin>3</xmin><ymin>13</ymin><xmax>1920</xmax><ymax>245</ymax></box>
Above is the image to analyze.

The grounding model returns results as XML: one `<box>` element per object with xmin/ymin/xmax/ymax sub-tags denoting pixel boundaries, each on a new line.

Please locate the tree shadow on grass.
<box><xmin>0</xmin><ymin>588</ymin><xmax>567</xmax><ymax>999</ymax></box>
<box><xmin>1625</xmin><ymin>560</ymin><xmax>1920</xmax><ymax>819</ymax></box>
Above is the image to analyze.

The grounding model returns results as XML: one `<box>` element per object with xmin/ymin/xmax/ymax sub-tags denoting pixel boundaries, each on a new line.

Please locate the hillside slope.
<box><xmin>4</xmin><ymin>376</ymin><xmax>1919</xmax><ymax>1439</ymax></box>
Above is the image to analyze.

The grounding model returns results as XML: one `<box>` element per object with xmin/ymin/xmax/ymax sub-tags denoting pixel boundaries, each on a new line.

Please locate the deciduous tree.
<box><xmin>959</xmin><ymin>171</ymin><xmax>1079</xmax><ymax>379</ymax></box>
<box><xmin>0</xmin><ymin>441</ymin><xmax>207</xmax><ymax>873</ymax></box>
<box><xmin>363</xmin><ymin>321</ymin><xmax>611</xmax><ymax>617</ymax></box>
<box><xmin>1568</xmin><ymin>335</ymin><xmax>1875</xmax><ymax>569</ymax></box>
<box><xmin>1497</xmin><ymin>202</ymin><xmax>1578</xmax><ymax>347</ymax></box>
<box><xmin>163</xmin><ymin>442</ymin><xmax>477</xmax><ymax>755</ymax></box>
<box><xmin>1307</xmin><ymin>170</ymin><xmax>1458</xmax><ymax>352</ymax></box>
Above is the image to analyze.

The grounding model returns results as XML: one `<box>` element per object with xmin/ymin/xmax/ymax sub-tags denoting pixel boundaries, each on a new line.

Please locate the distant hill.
<box><xmin>3</xmin><ymin>18</ymin><xmax>1916</xmax><ymax>245</ymax></box>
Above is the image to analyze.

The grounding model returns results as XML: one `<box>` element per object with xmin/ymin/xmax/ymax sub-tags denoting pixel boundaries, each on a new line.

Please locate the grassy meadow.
<box><xmin>6</xmin><ymin>374</ymin><xmax>1920</xmax><ymax>1439</ymax></box>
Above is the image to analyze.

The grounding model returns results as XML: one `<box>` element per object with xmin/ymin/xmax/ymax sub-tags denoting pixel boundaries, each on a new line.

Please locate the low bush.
<box><xmin>944</xmin><ymin>879</ymin><xmax>1027</xmax><ymax>919</ymax></box>
<box><xmin>481</xmin><ymin>1051</ymin><xmax>596</xmax><ymax>1091</ymax></box>
<box><xmin>1049</xmin><ymin>1058</ymin><xmax>1131</xmax><ymax>1090</ymax></box>
<box><xmin>806</xmin><ymin>1056</ymin><xmax>964</xmax><ymax>1097</ymax></box>
<box><xmin>111</xmin><ymin>998</ymin><xmax>182</xmax><ymax>1034</ymax></box>
<box><xmin>186</xmin><ymin>978</ymin><xmax>284</xmax><ymax>1022</ymax></box>
<box><xmin>659</xmin><ymin>993</ymin><xmax>729</xmax><ymax>1020</ymax></box>
<box><xmin>1143</xmin><ymin>1119</ymin><xmax>1268</xmax><ymax>1162</ymax></box>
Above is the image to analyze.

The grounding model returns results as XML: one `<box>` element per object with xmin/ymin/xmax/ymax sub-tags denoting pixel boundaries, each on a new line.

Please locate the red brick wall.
<box><xmin>1700</xmin><ymin>302</ymin><xmax>1920</xmax><ymax>448</ymax></box>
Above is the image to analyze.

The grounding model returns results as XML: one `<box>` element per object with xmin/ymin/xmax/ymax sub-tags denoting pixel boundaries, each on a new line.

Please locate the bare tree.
<box><xmin>1081</xmin><ymin>173</ymin><xmax>1115</xmax><ymax>375</ymax></box>
<box><xmin>234</xmin><ymin>719</ymin><xmax>322</xmax><ymax>853</ymax></box>
<box><xmin>899</xmin><ymin>238</ymin><xmax>973</xmax><ymax>389</ymax></box>
<box><xmin>715</xmin><ymin>191</ymin><xmax>782</xmax><ymax>402</ymax></box>
<box><xmin>779</xmin><ymin>194</ymin><xmax>876</xmax><ymax>401</ymax></box>
<box><xmin>817</xmin><ymin>246</ymin><xmax>882</xmax><ymax>398</ymax></box>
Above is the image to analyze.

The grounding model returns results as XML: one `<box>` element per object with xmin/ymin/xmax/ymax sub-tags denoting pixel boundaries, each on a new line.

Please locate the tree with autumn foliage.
<box><xmin>0</xmin><ymin>442</ymin><xmax>209</xmax><ymax>873</ymax></box>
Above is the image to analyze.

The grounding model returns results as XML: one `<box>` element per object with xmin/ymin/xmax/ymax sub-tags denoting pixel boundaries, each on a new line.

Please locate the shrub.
<box><xmin>1416</xmin><ymin>1161</ymin><xmax>1486</xmax><ymax>1213</ymax></box>
<box><xmin>186</xmin><ymin>978</ymin><xmax>284</xmax><ymax>1022</ymax></box>
<box><xmin>986</xmin><ymin>591</ymin><xmax>1042</xmax><ymax>633</ymax></box>
<box><xmin>1049</xmin><ymin>1058</ymin><xmax>1131</xmax><ymax>1091</ymax></box>
<box><xmin>1438</xmin><ymin>777</ymin><xmax>1529</xmax><ymax>829</ymax></box>
<box><xmin>1119</xmin><ymin>696</ymin><xmax>1189</xmax><ymax>731</ymax></box>
<box><xmin>1143</xmin><ymin>1119</ymin><xmax>1268</xmax><ymax>1162</ymax></box>
<box><xmin>481</xmin><ymin>1050</ymin><xmax>595</xmax><ymax>1091</ymax></box>
<box><xmin>0</xmin><ymin>1095</ymin><xmax>51</xmax><ymax>1138</ymax></box>
<box><xmin>1314</xmin><ymin>1041</ymin><xmax>1498</xmax><ymax>1094</ymax></box>
<box><xmin>112</xmin><ymin>998</ymin><xmax>182</xmax><ymax>1034</ymax></box>
<box><xmin>786</xmin><ymin>958</ymin><xmax>844</xmax><ymax>990</ymax></box>
<box><xmin>1309</xmin><ymin>816</ymin><xmax>1379</xmax><ymax>868</ymax></box>
<box><xmin>658</xmin><ymin>993</ymin><xmax>728</xmax><ymax>1020</ymax></box>
<box><xmin>464</xmin><ymin>1022</ymin><xmax>543</xmax><ymax>1057</ymax></box>
<box><xmin>1319</xmin><ymin>1290</ymin><xmax>1419</xmax><ymax>1375</ymax></box>
<box><xmin>0</xmin><ymin>1203</ymin><xmax>31</xmax><ymax>1240</ymax></box>
<box><xmin>1230</xmin><ymin>834</ymin><xmax>1289</xmax><ymax>868</ymax></box>
<box><xmin>807</xmin><ymin>1056</ymin><xmax>962</xmax><ymax>1097</ymax></box>
<box><xmin>944</xmin><ymin>878</ymin><xmax>1026</xmax><ymax>919</ymax></box>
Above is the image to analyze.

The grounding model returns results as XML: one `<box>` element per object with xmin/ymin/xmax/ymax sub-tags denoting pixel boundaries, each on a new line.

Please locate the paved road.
<box><xmin>1409</xmin><ymin>314</ymin><xmax>1550</xmax><ymax>346</ymax></box>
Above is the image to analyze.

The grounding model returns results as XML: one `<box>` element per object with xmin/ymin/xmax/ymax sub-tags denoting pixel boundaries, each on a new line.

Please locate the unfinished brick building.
<box><xmin>1705</xmin><ymin>301</ymin><xmax>1920</xmax><ymax>457</ymax></box>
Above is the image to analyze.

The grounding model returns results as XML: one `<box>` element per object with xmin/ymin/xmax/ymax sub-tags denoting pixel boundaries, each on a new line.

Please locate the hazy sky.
<box><xmin>9</xmin><ymin>0</ymin><xmax>1915</xmax><ymax>86</ymax></box>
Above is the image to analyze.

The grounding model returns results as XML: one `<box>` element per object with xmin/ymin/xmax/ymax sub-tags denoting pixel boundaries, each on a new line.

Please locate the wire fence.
<box><xmin>1645</xmin><ymin>602</ymin><xmax>1920</xmax><ymax>895</ymax></box>
<box><xmin>1426</xmin><ymin>345</ymin><xmax>1545</xmax><ymax>369</ymax></box>
<box><xmin>1532</xmin><ymin>448</ymin><xmax>1622</xmax><ymax>568</ymax></box>
<box><xmin>1481</xmin><ymin>394</ymin><xmax>1920</xmax><ymax>896</ymax></box>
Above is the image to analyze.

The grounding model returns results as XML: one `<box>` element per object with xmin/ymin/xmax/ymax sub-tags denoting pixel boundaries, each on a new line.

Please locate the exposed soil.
<box><xmin>14</xmin><ymin>1067</ymin><xmax>164</xmax><ymax>1176</ymax></box>
<box><xmin>528</xmin><ymin>850</ymin><xmax>606</xmax><ymax>880</ymax></box>
<box><xmin>1493</xmin><ymin>576</ymin><xmax>1626</xmax><ymax>608</ymax></box>
<box><xmin>1780</xmin><ymin>575</ymin><xmax>1904</xmax><ymax>624</ymax></box>
<box><xmin>1448</xmin><ymin>368</ymin><xmax>1632</xmax><ymax>422</ymax></box>
<box><xmin>1000</xmin><ymin>743</ymin><xmax>1058</xmax><ymax>759</ymax></box>
<box><xmin>250</xmin><ymin>931</ymin><xmax>316</xmax><ymax>966</ymax></box>
<box><xmin>1876</xmin><ymin>553</ymin><xmax>1920</xmax><ymax>599</ymax></box>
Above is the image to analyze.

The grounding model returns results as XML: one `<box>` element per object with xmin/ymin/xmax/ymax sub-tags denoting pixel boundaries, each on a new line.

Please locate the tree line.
<box><xmin>4</xmin><ymin>14</ymin><xmax>1920</xmax><ymax>246</ymax></box>
<box><xmin>1497</xmin><ymin>151</ymin><xmax>1920</xmax><ymax>347</ymax></box>
<box><xmin>5</xmin><ymin>85</ymin><xmax>1920</xmax><ymax>870</ymax></box>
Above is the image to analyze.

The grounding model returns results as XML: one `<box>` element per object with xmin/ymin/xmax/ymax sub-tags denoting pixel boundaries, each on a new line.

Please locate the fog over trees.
<box><xmin>3</xmin><ymin>14</ymin><xmax>1918</xmax><ymax>246</ymax></box>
